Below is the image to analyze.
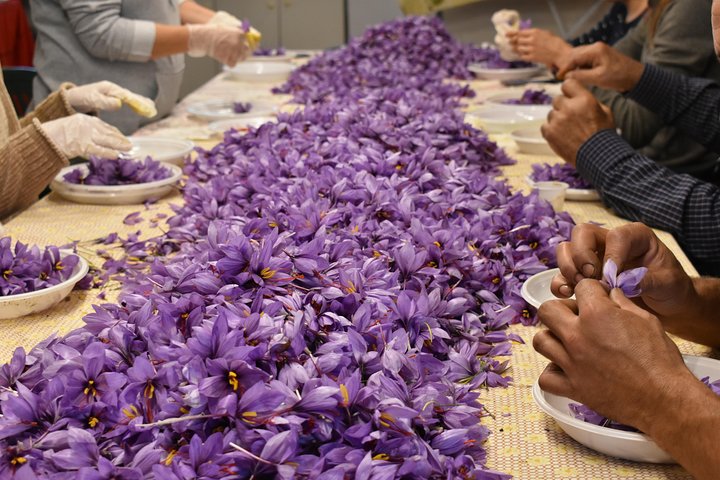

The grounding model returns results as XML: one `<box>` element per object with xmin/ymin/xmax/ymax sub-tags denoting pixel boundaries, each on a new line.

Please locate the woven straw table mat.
<box><xmin>0</xmin><ymin>74</ymin><xmax>707</xmax><ymax>479</ymax></box>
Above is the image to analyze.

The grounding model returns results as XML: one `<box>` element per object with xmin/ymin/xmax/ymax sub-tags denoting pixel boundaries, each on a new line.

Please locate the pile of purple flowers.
<box><xmin>232</xmin><ymin>102</ymin><xmax>252</xmax><ymax>114</ymax></box>
<box><xmin>571</xmin><ymin>376</ymin><xmax>720</xmax><ymax>432</ymax></box>
<box><xmin>63</xmin><ymin>157</ymin><xmax>172</xmax><ymax>186</ymax></box>
<box><xmin>502</xmin><ymin>89</ymin><xmax>552</xmax><ymax>106</ymax></box>
<box><xmin>0</xmin><ymin>237</ymin><xmax>82</xmax><ymax>297</ymax></box>
<box><xmin>530</xmin><ymin>163</ymin><xmax>593</xmax><ymax>190</ymax></box>
<box><xmin>0</xmin><ymin>17</ymin><xmax>575</xmax><ymax>479</ymax></box>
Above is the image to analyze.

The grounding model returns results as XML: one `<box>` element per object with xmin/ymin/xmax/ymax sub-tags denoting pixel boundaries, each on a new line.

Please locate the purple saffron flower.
<box><xmin>602</xmin><ymin>259</ymin><xmax>648</xmax><ymax>298</ymax></box>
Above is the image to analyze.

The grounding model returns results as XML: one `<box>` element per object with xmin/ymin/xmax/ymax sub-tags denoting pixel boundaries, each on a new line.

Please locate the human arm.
<box><xmin>534</xmin><ymin>281</ymin><xmax>720</xmax><ymax>480</ymax></box>
<box><xmin>179</xmin><ymin>0</ymin><xmax>215</xmax><ymax>24</ymax></box>
<box><xmin>18</xmin><ymin>88</ymin><xmax>75</xmax><ymax>128</ymax></box>
<box><xmin>507</xmin><ymin>29</ymin><xmax>572</xmax><ymax>69</ymax></box>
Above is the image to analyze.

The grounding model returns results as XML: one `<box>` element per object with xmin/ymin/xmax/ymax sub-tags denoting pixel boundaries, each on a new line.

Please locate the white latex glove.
<box><xmin>64</xmin><ymin>81</ymin><xmax>157</xmax><ymax>118</ymax></box>
<box><xmin>492</xmin><ymin>9</ymin><xmax>522</xmax><ymax>62</ymax></box>
<box><xmin>40</xmin><ymin>114</ymin><xmax>132</xmax><ymax>159</ymax></box>
<box><xmin>208</xmin><ymin>10</ymin><xmax>242</xmax><ymax>27</ymax></box>
<box><xmin>187</xmin><ymin>24</ymin><xmax>252</xmax><ymax>67</ymax></box>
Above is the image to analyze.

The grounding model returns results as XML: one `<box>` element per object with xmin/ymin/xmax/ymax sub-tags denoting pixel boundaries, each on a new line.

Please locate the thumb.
<box><xmin>88</xmin><ymin>91</ymin><xmax>123</xmax><ymax>112</ymax></box>
<box><xmin>609</xmin><ymin>288</ymin><xmax>653</xmax><ymax>319</ymax></box>
<box><xmin>561</xmin><ymin>78</ymin><xmax>591</xmax><ymax>98</ymax></box>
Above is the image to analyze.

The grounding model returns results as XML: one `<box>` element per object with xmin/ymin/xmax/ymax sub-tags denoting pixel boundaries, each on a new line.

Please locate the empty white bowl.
<box><xmin>50</xmin><ymin>163</ymin><xmax>183</xmax><ymax>205</ymax></box>
<box><xmin>533</xmin><ymin>355</ymin><xmax>720</xmax><ymax>463</ymax></box>
<box><xmin>127</xmin><ymin>137</ymin><xmax>194</xmax><ymax>166</ymax></box>
<box><xmin>0</xmin><ymin>254</ymin><xmax>89</xmax><ymax>319</ymax></box>
<box><xmin>224</xmin><ymin>61</ymin><xmax>295</xmax><ymax>83</ymax></box>
<box><xmin>511</xmin><ymin>128</ymin><xmax>555</xmax><ymax>156</ymax></box>
<box><xmin>520</xmin><ymin>268</ymin><xmax>564</xmax><ymax>309</ymax></box>
<box><xmin>187</xmin><ymin>99</ymin><xmax>277</xmax><ymax>121</ymax></box>
<box><xmin>466</xmin><ymin>109</ymin><xmax>545</xmax><ymax>134</ymax></box>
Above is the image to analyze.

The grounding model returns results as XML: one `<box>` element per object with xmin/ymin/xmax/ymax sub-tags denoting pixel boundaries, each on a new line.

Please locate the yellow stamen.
<box><xmin>88</xmin><ymin>416</ymin><xmax>100</xmax><ymax>427</ymax></box>
<box><xmin>179</xmin><ymin>407</ymin><xmax>190</xmax><ymax>414</ymax></box>
<box><xmin>345</xmin><ymin>281</ymin><xmax>356</xmax><ymax>294</ymax></box>
<box><xmin>39</xmin><ymin>272</ymin><xmax>48</xmax><ymax>280</ymax></box>
<box><xmin>529</xmin><ymin>241</ymin><xmax>539</xmax><ymax>249</ymax></box>
<box><xmin>491</xmin><ymin>277</ymin><xmax>501</xmax><ymax>285</ymax></box>
<box><xmin>2</xmin><ymin>269</ymin><xmax>12</xmax><ymax>279</ymax></box>
<box><xmin>372</xmin><ymin>250</ymin><xmax>382</xmax><ymax>258</ymax></box>
<box><xmin>164</xmin><ymin>449</ymin><xmax>178</xmax><ymax>466</ymax></box>
<box><xmin>122</xmin><ymin>405</ymin><xmax>141</xmax><ymax>419</ymax></box>
<box><xmin>144</xmin><ymin>382</ymin><xmax>155</xmax><ymax>399</ymax></box>
<box><xmin>426</xmin><ymin>261</ymin><xmax>437</xmax><ymax>268</ymax></box>
<box><xmin>242</xmin><ymin>411</ymin><xmax>257</xmax><ymax>418</ymax></box>
<box><xmin>269</xmin><ymin>221</ymin><xmax>278</xmax><ymax>228</ymax></box>
<box><xmin>340</xmin><ymin>384</ymin><xmax>350</xmax><ymax>406</ymax></box>
<box><xmin>84</xmin><ymin>379</ymin><xmax>97</xmax><ymax>396</ymax></box>
<box><xmin>260</xmin><ymin>267</ymin><xmax>276</xmax><ymax>280</ymax></box>
<box><xmin>228</xmin><ymin>371</ymin><xmax>240</xmax><ymax>391</ymax></box>
<box><xmin>54</xmin><ymin>261</ymin><xmax>64</xmax><ymax>271</ymax></box>
<box><xmin>433</xmin><ymin>241</ymin><xmax>442</xmax><ymax>248</ymax></box>
<box><xmin>373</xmin><ymin>453</ymin><xmax>390</xmax><ymax>461</ymax></box>
<box><xmin>11</xmin><ymin>456</ymin><xmax>27</xmax><ymax>465</ymax></box>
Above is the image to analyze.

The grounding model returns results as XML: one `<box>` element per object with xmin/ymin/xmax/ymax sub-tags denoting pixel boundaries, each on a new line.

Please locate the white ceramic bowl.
<box><xmin>224</xmin><ymin>61</ymin><xmax>295</xmax><ymax>83</ymax></box>
<box><xmin>50</xmin><ymin>163</ymin><xmax>183</xmax><ymax>205</ymax></box>
<box><xmin>208</xmin><ymin>116</ymin><xmax>275</xmax><ymax>136</ymax></box>
<box><xmin>526</xmin><ymin>176</ymin><xmax>601</xmax><ymax>202</ymax></box>
<box><xmin>466</xmin><ymin>109</ymin><xmax>545</xmax><ymax>134</ymax></box>
<box><xmin>468</xmin><ymin>63</ymin><xmax>544</xmax><ymax>82</ymax></box>
<box><xmin>485</xmin><ymin>92</ymin><xmax>553</xmax><ymax>117</ymax></box>
<box><xmin>187</xmin><ymin>99</ymin><xmax>277</xmax><ymax>121</ymax></box>
<box><xmin>0</xmin><ymin>253</ymin><xmax>89</xmax><ymax>319</ymax></box>
<box><xmin>127</xmin><ymin>137</ymin><xmax>194</xmax><ymax>166</ymax></box>
<box><xmin>533</xmin><ymin>355</ymin><xmax>720</xmax><ymax>463</ymax></box>
<box><xmin>511</xmin><ymin>128</ymin><xmax>555</xmax><ymax>156</ymax></box>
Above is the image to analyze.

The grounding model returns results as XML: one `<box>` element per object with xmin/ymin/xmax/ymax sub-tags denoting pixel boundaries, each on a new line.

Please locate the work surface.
<box><xmin>2</xmin><ymin>67</ymin><xmax>708</xmax><ymax>479</ymax></box>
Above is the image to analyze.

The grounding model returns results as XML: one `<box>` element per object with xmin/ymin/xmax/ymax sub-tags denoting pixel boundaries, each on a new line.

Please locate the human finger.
<box><xmin>538</xmin><ymin>362</ymin><xmax>573</xmax><ymax>397</ymax></box>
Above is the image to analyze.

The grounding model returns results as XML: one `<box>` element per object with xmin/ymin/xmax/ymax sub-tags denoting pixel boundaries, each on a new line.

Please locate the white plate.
<box><xmin>208</xmin><ymin>116</ymin><xmax>275</xmax><ymax>135</ymax></box>
<box><xmin>511</xmin><ymin>128</ymin><xmax>555</xmax><ymax>156</ymax></box>
<box><xmin>526</xmin><ymin>176</ymin><xmax>600</xmax><ymax>202</ymax></box>
<box><xmin>50</xmin><ymin>163</ymin><xmax>183</xmax><ymax>205</ymax></box>
<box><xmin>252</xmin><ymin>53</ymin><xmax>296</xmax><ymax>63</ymax></box>
<box><xmin>127</xmin><ymin>137</ymin><xmax>194</xmax><ymax>166</ymax></box>
<box><xmin>485</xmin><ymin>91</ymin><xmax>553</xmax><ymax>117</ymax></box>
<box><xmin>0</xmin><ymin>254</ymin><xmax>89</xmax><ymax>319</ymax></box>
<box><xmin>469</xmin><ymin>63</ymin><xmax>544</xmax><ymax>82</ymax></box>
<box><xmin>224</xmin><ymin>61</ymin><xmax>295</xmax><ymax>83</ymax></box>
<box><xmin>466</xmin><ymin>109</ymin><xmax>545</xmax><ymax>134</ymax></box>
<box><xmin>520</xmin><ymin>268</ymin><xmax>566</xmax><ymax>309</ymax></box>
<box><xmin>187</xmin><ymin>99</ymin><xmax>277</xmax><ymax>121</ymax></box>
<box><xmin>534</xmin><ymin>355</ymin><xmax>720</xmax><ymax>463</ymax></box>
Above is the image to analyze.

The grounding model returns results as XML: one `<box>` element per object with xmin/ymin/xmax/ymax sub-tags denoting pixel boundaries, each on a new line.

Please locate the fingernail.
<box><xmin>559</xmin><ymin>285</ymin><xmax>572</xmax><ymax>297</ymax></box>
<box><xmin>574</xmin><ymin>273</ymin><xmax>584</xmax><ymax>284</ymax></box>
<box><xmin>582</xmin><ymin>263</ymin><xmax>595</xmax><ymax>278</ymax></box>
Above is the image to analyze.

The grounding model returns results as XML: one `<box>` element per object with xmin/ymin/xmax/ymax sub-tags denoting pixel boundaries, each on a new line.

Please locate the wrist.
<box><xmin>619</xmin><ymin>61</ymin><xmax>645</xmax><ymax>93</ymax></box>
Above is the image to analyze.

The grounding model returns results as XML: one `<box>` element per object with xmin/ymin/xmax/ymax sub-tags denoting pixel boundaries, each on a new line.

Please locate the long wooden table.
<box><xmin>1</xmin><ymin>67</ymin><xmax>706</xmax><ymax>479</ymax></box>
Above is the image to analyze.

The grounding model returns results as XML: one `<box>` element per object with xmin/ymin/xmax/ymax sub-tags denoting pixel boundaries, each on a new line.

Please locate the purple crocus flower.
<box><xmin>602</xmin><ymin>259</ymin><xmax>648</xmax><ymax>298</ymax></box>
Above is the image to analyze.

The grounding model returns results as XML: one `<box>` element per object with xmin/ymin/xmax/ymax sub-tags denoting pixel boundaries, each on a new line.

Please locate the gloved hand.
<box><xmin>208</xmin><ymin>10</ymin><xmax>242</xmax><ymax>27</ymax></box>
<box><xmin>39</xmin><ymin>114</ymin><xmax>132</xmax><ymax>159</ymax></box>
<box><xmin>187</xmin><ymin>24</ymin><xmax>252</xmax><ymax>66</ymax></box>
<box><xmin>64</xmin><ymin>81</ymin><xmax>157</xmax><ymax>118</ymax></box>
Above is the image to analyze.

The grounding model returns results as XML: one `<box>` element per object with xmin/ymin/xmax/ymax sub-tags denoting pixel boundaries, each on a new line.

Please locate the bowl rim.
<box><xmin>532</xmin><ymin>354</ymin><xmax>720</xmax><ymax>442</ymax></box>
<box><xmin>468</xmin><ymin>62</ymin><xmax>543</xmax><ymax>75</ymax></box>
<box><xmin>224</xmin><ymin>61</ymin><xmax>296</xmax><ymax>74</ymax></box>
<box><xmin>51</xmin><ymin>162</ymin><xmax>183</xmax><ymax>194</ymax></box>
<box><xmin>0</xmin><ymin>253</ymin><xmax>89</xmax><ymax>303</ymax></box>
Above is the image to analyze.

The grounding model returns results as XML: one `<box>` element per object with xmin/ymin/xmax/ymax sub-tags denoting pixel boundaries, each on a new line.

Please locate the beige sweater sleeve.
<box><xmin>18</xmin><ymin>84</ymin><xmax>76</xmax><ymax>128</ymax></box>
<box><xmin>0</xmin><ymin>121</ymin><xmax>68</xmax><ymax>220</ymax></box>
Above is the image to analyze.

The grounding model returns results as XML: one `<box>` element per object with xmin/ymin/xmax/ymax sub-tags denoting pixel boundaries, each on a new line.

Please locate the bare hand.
<box><xmin>557</xmin><ymin>42</ymin><xmax>645</xmax><ymax>92</ymax></box>
<box><xmin>541</xmin><ymin>79</ymin><xmax>615</xmax><ymax>165</ymax></box>
<box><xmin>551</xmin><ymin>222</ymin><xmax>698</xmax><ymax>335</ymax></box>
<box><xmin>535</xmin><ymin>280</ymin><xmax>698</xmax><ymax>432</ymax></box>
<box><xmin>507</xmin><ymin>29</ymin><xmax>572</xmax><ymax>69</ymax></box>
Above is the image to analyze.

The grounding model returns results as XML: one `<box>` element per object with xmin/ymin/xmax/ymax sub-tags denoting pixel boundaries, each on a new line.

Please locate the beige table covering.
<box><xmin>1</xmin><ymin>68</ymin><xmax>708</xmax><ymax>479</ymax></box>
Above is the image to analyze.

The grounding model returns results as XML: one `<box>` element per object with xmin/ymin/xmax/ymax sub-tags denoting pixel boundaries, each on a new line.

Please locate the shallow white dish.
<box><xmin>50</xmin><ymin>163</ymin><xmax>183</xmax><ymax>205</ymax></box>
<box><xmin>208</xmin><ymin>116</ymin><xmax>275</xmax><ymax>135</ymax></box>
<box><xmin>533</xmin><ymin>355</ymin><xmax>720</xmax><ymax>463</ymax></box>
<box><xmin>526</xmin><ymin>175</ymin><xmax>601</xmax><ymax>202</ymax></box>
<box><xmin>224</xmin><ymin>61</ymin><xmax>295</xmax><ymax>83</ymax></box>
<box><xmin>511</xmin><ymin>128</ymin><xmax>555</xmax><ymax>156</ymax></box>
<box><xmin>0</xmin><ymin>254</ymin><xmax>89</xmax><ymax>319</ymax></box>
<box><xmin>485</xmin><ymin>91</ymin><xmax>553</xmax><ymax>117</ymax></box>
<box><xmin>520</xmin><ymin>268</ymin><xmax>566</xmax><ymax>309</ymax></box>
<box><xmin>469</xmin><ymin>63</ymin><xmax>544</xmax><ymax>82</ymax></box>
<box><xmin>187</xmin><ymin>99</ymin><xmax>277</xmax><ymax>121</ymax></box>
<box><xmin>252</xmin><ymin>53</ymin><xmax>296</xmax><ymax>63</ymax></box>
<box><xmin>466</xmin><ymin>109</ymin><xmax>545</xmax><ymax>134</ymax></box>
<box><xmin>126</xmin><ymin>137</ymin><xmax>194</xmax><ymax>166</ymax></box>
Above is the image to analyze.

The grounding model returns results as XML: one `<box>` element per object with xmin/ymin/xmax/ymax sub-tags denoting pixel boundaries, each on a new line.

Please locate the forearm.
<box><xmin>627</xmin><ymin>64</ymin><xmax>720</xmax><ymax>152</ymax></box>
<box><xmin>577</xmin><ymin>131</ymin><xmax>720</xmax><ymax>263</ymax></box>
<box><xmin>591</xmin><ymin>86</ymin><xmax>663</xmax><ymax>149</ymax></box>
<box><xmin>644</xmin><ymin>379</ymin><xmax>720</xmax><ymax>480</ymax></box>
<box><xmin>151</xmin><ymin>25</ymin><xmax>190</xmax><ymax>59</ymax></box>
<box><xmin>665</xmin><ymin>277</ymin><xmax>720</xmax><ymax>347</ymax></box>
<box><xmin>180</xmin><ymin>0</ymin><xmax>215</xmax><ymax>24</ymax></box>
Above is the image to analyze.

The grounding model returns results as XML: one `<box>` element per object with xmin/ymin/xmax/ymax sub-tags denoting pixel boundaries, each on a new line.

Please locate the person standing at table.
<box><xmin>30</xmin><ymin>0</ymin><xmax>258</xmax><ymax>134</ymax></box>
<box><xmin>1</xmin><ymin>62</ymin><xmax>157</xmax><ymax>219</ymax></box>
<box><xmin>512</xmin><ymin>0</ymin><xmax>720</xmax><ymax>181</ymax></box>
